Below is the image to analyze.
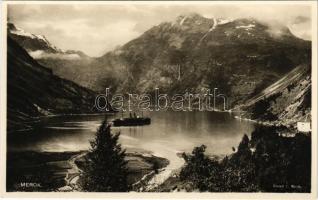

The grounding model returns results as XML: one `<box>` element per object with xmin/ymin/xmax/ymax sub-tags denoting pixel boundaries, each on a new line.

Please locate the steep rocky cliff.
<box><xmin>239</xmin><ymin>64</ymin><xmax>311</xmax><ymax>127</ymax></box>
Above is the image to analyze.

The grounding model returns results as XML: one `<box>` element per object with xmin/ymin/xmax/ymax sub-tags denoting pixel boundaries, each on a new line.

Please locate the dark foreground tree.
<box><xmin>80</xmin><ymin>120</ymin><xmax>128</xmax><ymax>192</ymax></box>
<box><xmin>180</xmin><ymin>145</ymin><xmax>224</xmax><ymax>192</ymax></box>
<box><xmin>179</xmin><ymin>127</ymin><xmax>311</xmax><ymax>192</ymax></box>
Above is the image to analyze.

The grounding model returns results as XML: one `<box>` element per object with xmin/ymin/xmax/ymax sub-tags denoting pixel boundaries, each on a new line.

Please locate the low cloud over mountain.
<box><xmin>8</xmin><ymin>4</ymin><xmax>312</xmax><ymax>56</ymax></box>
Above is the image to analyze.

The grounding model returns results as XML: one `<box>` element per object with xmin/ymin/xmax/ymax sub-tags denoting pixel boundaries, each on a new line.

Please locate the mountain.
<box><xmin>8</xmin><ymin>14</ymin><xmax>311</xmax><ymax>109</ymax></box>
<box><xmin>7</xmin><ymin>23</ymin><xmax>95</xmax><ymax>89</ymax></box>
<box><xmin>90</xmin><ymin>14</ymin><xmax>310</xmax><ymax>107</ymax></box>
<box><xmin>7</xmin><ymin>22</ymin><xmax>61</xmax><ymax>53</ymax></box>
<box><xmin>7</xmin><ymin>37</ymin><xmax>97</xmax><ymax>132</ymax></box>
<box><xmin>239</xmin><ymin>64</ymin><xmax>311</xmax><ymax>127</ymax></box>
<box><xmin>7</xmin><ymin>22</ymin><xmax>90</xmax><ymax>57</ymax></box>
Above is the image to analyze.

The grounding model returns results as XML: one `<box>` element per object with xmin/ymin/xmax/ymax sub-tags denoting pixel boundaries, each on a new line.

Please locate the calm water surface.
<box><xmin>8</xmin><ymin>111</ymin><xmax>255</xmax><ymax>187</ymax></box>
<box><xmin>8</xmin><ymin>111</ymin><xmax>254</xmax><ymax>156</ymax></box>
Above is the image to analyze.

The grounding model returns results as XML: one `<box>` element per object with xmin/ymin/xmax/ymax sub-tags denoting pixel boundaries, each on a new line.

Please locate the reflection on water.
<box><xmin>8</xmin><ymin>111</ymin><xmax>254</xmax><ymax>157</ymax></box>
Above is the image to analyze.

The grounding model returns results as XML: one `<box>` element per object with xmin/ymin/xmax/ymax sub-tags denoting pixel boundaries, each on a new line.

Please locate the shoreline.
<box><xmin>7</xmin><ymin>111</ymin><xmax>303</xmax><ymax>192</ymax></box>
<box><xmin>6</xmin><ymin>149</ymin><xmax>169</xmax><ymax>192</ymax></box>
<box><xmin>234</xmin><ymin>116</ymin><xmax>286</xmax><ymax>127</ymax></box>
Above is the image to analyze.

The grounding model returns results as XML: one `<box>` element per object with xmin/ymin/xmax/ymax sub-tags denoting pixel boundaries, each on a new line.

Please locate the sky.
<box><xmin>8</xmin><ymin>3</ymin><xmax>312</xmax><ymax>57</ymax></box>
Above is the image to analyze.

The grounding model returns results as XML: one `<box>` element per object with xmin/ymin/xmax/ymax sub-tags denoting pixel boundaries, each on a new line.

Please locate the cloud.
<box><xmin>29</xmin><ymin>50</ymin><xmax>81</xmax><ymax>60</ymax></box>
<box><xmin>293</xmin><ymin>16</ymin><xmax>311</xmax><ymax>24</ymax></box>
<box><xmin>8</xmin><ymin>3</ymin><xmax>312</xmax><ymax>56</ymax></box>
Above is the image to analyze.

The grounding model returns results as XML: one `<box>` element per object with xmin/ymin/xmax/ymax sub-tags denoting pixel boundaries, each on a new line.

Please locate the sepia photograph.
<box><xmin>0</xmin><ymin>1</ymin><xmax>317</xmax><ymax>198</ymax></box>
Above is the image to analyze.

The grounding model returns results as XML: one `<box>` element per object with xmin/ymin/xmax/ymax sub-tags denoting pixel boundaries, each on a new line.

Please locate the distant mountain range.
<box><xmin>7</xmin><ymin>37</ymin><xmax>96</xmax><ymax>132</ymax></box>
<box><xmin>94</xmin><ymin>14</ymin><xmax>311</xmax><ymax>105</ymax></box>
<box><xmin>7</xmin><ymin>13</ymin><xmax>312</xmax><ymax>128</ymax></box>
<box><xmin>8</xmin><ymin>23</ymin><xmax>89</xmax><ymax>57</ymax></box>
<box><xmin>8</xmin><ymin>23</ymin><xmax>94</xmax><ymax>88</ymax></box>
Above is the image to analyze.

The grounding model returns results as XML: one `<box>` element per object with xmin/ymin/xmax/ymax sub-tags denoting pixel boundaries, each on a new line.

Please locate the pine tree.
<box><xmin>238</xmin><ymin>134</ymin><xmax>250</xmax><ymax>152</ymax></box>
<box><xmin>80</xmin><ymin>120</ymin><xmax>128</xmax><ymax>192</ymax></box>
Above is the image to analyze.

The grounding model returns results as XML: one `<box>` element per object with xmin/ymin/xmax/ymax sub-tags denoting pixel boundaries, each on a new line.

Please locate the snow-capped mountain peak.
<box><xmin>7</xmin><ymin>22</ymin><xmax>89</xmax><ymax>60</ymax></box>
<box><xmin>10</xmin><ymin>26</ymin><xmax>36</xmax><ymax>39</ymax></box>
<box><xmin>8</xmin><ymin>22</ymin><xmax>61</xmax><ymax>53</ymax></box>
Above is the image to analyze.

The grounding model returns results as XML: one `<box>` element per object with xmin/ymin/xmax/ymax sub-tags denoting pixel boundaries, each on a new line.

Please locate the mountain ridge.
<box><xmin>8</xmin><ymin>22</ymin><xmax>89</xmax><ymax>59</ymax></box>
<box><xmin>240</xmin><ymin>64</ymin><xmax>311</xmax><ymax>127</ymax></box>
<box><xmin>7</xmin><ymin>14</ymin><xmax>312</xmax><ymax>126</ymax></box>
<box><xmin>7</xmin><ymin>37</ymin><xmax>97</xmax><ymax>132</ymax></box>
<box><xmin>92</xmin><ymin>14</ymin><xmax>310</xmax><ymax>107</ymax></box>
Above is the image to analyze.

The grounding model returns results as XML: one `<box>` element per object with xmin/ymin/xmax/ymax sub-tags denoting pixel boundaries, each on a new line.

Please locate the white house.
<box><xmin>297</xmin><ymin>122</ymin><xmax>311</xmax><ymax>133</ymax></box>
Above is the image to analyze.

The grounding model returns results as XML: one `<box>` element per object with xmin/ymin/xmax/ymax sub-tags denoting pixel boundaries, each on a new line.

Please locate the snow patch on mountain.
<box><xmin>8</xmin><ymin>23</ymin><xmax>91</xmax><ymax>60</ymax></box>
<box><xmin>10</xmin><ymin>26</ymin><xmax>36</xmax><ymax>38</ymax></box>
<box><xmin>35</xmin><ymin>35</ymin><xmax>60</xmax><ymax>52</ymax></box>
<box><xmin>217</xmin><ymin>18</ymin><xmax>233</xmax><ymax>25</ymax></box>
<box><xmin>208</xmin><ymin>18</ymin><xmax>218</xmax><ymax>32</ymax></box>
<box><xmin>179</xmin><ymin>16</ymin><xmax>188</xmax><ymax>26</ymax></box>
<box><xmin>9</xmin><ymin>23</ymin><xmax>61</xmax><ymax>52</ymax></box>
<box><xmin>235</xmin><ymin>24</ymin><xmax>255</xmax><ymax>30</ymax></box>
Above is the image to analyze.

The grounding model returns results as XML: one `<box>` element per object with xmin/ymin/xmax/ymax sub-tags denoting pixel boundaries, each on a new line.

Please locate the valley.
<box><xmin>6</xmin><ymin>12</ymin><xmax>312</xmax><ymax>193</ymax></box>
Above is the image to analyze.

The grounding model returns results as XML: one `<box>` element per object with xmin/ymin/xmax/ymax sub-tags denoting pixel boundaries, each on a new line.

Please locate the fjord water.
<box><xmin>8</xmin><ymin>111</ymin><xmax>255</xmax><ymax>188</ymax></box>
<box><xmin>8</xmin><ymin>111</ymin><xmax>254</xmax><ymax>156</ymax></box>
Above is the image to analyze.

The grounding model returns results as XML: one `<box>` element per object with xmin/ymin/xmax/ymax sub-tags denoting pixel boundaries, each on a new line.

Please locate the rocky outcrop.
<box><xmin>239</xmin><ymin>64</ymin><xmax>311</xmax><ymax>127</ymax></box>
